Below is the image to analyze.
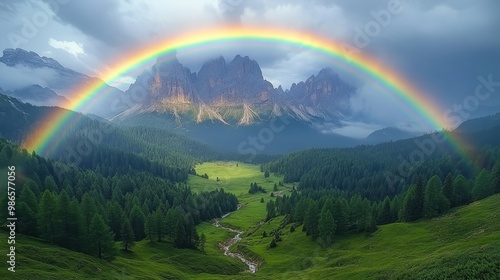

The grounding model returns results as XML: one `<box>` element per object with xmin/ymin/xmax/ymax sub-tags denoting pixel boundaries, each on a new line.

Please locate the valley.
<box><xmin>1</xmin><ymin>3</ymin><xmax>499</xmax><ymax>279</ymax></box>
<box><xmin>1</xmin><ymin>161</ymin><xmax>499</xmax><ymax>279</ymax></box>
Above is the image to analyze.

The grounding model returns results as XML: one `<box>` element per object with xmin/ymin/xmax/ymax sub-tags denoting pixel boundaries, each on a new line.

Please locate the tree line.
<box><xmin>0</xmin><ymin>138</ymin><xmax>237</xmax><ymax>259</ymax></box>
<box><xmin>264</xmin><ymin>142</ymin><xmax>500</xmax><ymax>247</ymax></box>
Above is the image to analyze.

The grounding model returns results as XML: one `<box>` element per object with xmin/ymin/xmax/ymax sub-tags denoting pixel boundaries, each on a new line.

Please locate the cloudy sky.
<box><xmin>1</xmin><ymin>0</ymin><xmax>499</xmax><ymax>130</ymax></box>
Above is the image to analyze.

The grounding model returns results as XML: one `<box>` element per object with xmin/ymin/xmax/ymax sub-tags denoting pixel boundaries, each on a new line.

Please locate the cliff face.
<box><xmin>123</xmin><ymin>54</ymin><xmax>356</xmax><ymax>125</ymax></box>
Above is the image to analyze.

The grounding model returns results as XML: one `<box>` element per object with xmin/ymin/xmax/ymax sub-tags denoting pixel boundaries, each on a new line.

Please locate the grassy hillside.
<box><xmin>242</xmin><ymin>194</ymin><xmax>500</xmax><ymax>279</ymax></box>
<box><xmin>1</xmin><ymin>162</ymin><xmax>499</xmax><ymax>279</ymax></box>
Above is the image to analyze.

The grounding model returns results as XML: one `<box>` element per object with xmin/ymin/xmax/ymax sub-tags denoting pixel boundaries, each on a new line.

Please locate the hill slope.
<box><xmin>0</xmin><ymin>162</ymin><xmax>499</xmax><ymax>279</ymax></box>
<box><xmin>246</xmin><ymin>194</ymin><xmax>500</xmax><ymax>279</ymax></box>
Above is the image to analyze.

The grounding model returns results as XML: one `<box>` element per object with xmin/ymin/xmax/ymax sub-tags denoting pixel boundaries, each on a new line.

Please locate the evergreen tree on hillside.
<box><xmin>81</xmin><ymin>194</ymin><xmax>97</xmax><ymax>248</ymax></box>
<box><xmin>153</xmin><ymin>209</ymin><xmax>167</xmax><ymax>242</ymax></box>
<box><xmin>414</xmin><ymin>176</ymin><xmax>425</xmax><ymax>218</ymax></box>
<box><xmin>442</xmin><ymin>173</ymin><xmax>454</xmax><ymax>204</ymax></box>
<box><xmin>44</xmin><ymin>175</ymin><xmax>57</xmax><ymax>192</ymax></box>
<box><xmin>121</xmin><ymin>216</ymin><xmax>135</xmax><ymax>251</ymax></box>
<box><xmin>452</xmin><ymin>175</ymin><xmax>471</xmax><ymax>207</ymax></box>
<box><xmin>107</xmin><ymin>201</ymin><xmax>124</xmax><ymax>240</ymax></box>
<box><xmin>57</xmin><ymin>190</ymin><xmax>81</xmax><ymax>250</ymax></box>
<box><xmin>266</xmin><ymin>200</ymin><xmax>276</xmax><ymax>221</ymax></box>
<box><xmin>18</xmin><ymin>186</ymin><xmax>38</xmax><ymax>236</ymax></box>
<box><xmin>424</xmin><ymin>175</ymin><xmax>449</xmax><ymax>218</ymax></box>
<box><xmin>129</xmin><ymin>205</ymin><xmax>146</xmax><ymax>241</ymax></box>
<box><xmin>199</xmin><ymin>233</ymin><xmax>206</xmax><ymax>252</ymax></box>
<box><xmin>378</xmin><ymin>196</ymin><xmax>392</xmax><ymax>225</ymax></box>
<box><xmin>304</xmin><ymin>201</ymin><xmax>319</xmax><ymax>238</ymax></box>
<box><xmin>145</xmin><ymin>213</ymin><xmax>155</xmax><ymax>242</ymax></box>
<box><xmin>401</xmin><ymin>176</ymin><xmax>426</xmax><ymax>222</ymax></box>
<box><xmin>318</xmin><ymin>206</ymin><xmax>336</xmax><ymax>247</ymax></box>
<box><xmin>472</xmin><ymin>169</ymin><xmax>494</xmax><ymax>201</ymax></box>
<box><xmin>38</xmin><ymin>190</ymin><xmax>60</xmax><ymax>244</ymax></box>
<box><xmin>174</xmin><ymin>217</ymin><xmax>187</xmax><ymax>248</ymax></box>
<box><xmin>89</xmin><ymin>213</ymin><xmax>115</xmax><ymax>259</ymax></box>
<box><xmin>493</xmin><ymin>159</ymin><xmax>500</xmax><ymax>194</ymax></box>
<box><xmin>333</xmin><ymin>198</ymin><xmax>349</xmax><ymax>233</ymax></box>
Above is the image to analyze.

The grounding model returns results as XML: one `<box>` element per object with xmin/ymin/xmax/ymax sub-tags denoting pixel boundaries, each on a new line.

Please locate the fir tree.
<box><xmin>89</xmin><ymin>213</ymin><xmax>115</xmax><ymax>259</ymax></box>
<box><xmin>424</xmin><ymin>175</ymin><xmax>449</xmax><ymax>218</ymax></box>
<box><xmin>318</xmin><ymin>208</ymin><xmax>336</xmax><ymax>247</ymax></box>
<box><xmin>121</xmin><ymin>216</ymin><xmax>135</xmax><ymax>251</ymax></box>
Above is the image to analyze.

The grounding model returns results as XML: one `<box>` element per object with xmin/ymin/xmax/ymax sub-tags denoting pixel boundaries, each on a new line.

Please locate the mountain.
<box><xmin>365</xmin><ymin>126</ymin><xmax>423</xmax><ymax>143</ymax></box>
<box><xmin>3</xmin><ymin>84</ymin><xmax>69</xmax><ymax>107</ymax></box>
<box><xmin>118</xmin><ymin>54</ymin><xmax>356</xmax><ymax>125</ymax></box>
<box><xmin>455</xmin><ymin>112</ymin><xmax>500</xmax><ymax>134</ymax></box>
<box><xmin>0</xmin><ymin>48</ymin><xmax>124</xmax><ymax>118</ymax></box>
<box><xmin>0</xmin><ymin>92</ymin><xmax>219</xmax><ymax>167</ymax></box>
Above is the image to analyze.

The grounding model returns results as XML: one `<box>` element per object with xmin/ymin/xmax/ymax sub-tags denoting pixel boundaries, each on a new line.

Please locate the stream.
<box><xmin>213</xmin><ymin>205</ymin><xmax>259</xmax><ymax>273</ymax></box>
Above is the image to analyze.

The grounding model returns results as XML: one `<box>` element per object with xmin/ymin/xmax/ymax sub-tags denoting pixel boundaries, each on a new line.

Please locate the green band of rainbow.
<box><xmin>23</xmin><ymin>26</ymin><xmax>469</xmax><ymax>158</ymax></box>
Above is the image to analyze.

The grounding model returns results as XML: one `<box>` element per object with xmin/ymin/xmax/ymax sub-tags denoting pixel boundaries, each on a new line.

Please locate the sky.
<box><xmin>1</xmin><ymin>0</ymin><xmax>499</xmax><ymax>132</ymax></box>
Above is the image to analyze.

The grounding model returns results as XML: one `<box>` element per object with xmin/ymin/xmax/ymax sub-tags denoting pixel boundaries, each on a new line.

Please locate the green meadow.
<box><xmin>188</xmin><ymin>161</ymin><xmax>293</xmax><ymax>230</ymax></box>
<box><xmin>1</xmin><ymin>162</ymin><xmax>499</xmax><ymax>279</ymax></box>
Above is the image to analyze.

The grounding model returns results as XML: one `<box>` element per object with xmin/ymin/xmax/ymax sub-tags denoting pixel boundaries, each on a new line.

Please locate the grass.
<box><xmin>189</xmin><ymin>161</ymin><xmax>293</xmax><ymax>230</ymax></box>
<box><xmin>241</xmin><ymin>194</ymin><xmax>500</xmax><ymax>279</ymax></box>
<box><xmin>2</xmin><ymin>162</ymin><xmax>499</xmax><ymax>279</ymax></box>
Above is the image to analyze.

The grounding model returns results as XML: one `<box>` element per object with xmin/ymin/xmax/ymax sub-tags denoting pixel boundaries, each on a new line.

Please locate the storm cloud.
<box><xmin>0</xmin><ymin>0</ymin><xmax>499</xmax><ymax>131</ymax></box>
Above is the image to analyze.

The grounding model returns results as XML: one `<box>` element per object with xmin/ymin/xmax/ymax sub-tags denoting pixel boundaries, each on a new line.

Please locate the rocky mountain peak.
<box><xmin>0</xmin><ymin>48</ymin><xmax>65</xmax><ymax>70</ymax></box>
<box><xmin>123</xmin><ymin>54</ymin><xmax>356</xmax><ymax>124</ymax></box>
<box><xmin>227</xmin><ymin>55</ymin><xmax>263</xmax><ymax>81</ymax></box>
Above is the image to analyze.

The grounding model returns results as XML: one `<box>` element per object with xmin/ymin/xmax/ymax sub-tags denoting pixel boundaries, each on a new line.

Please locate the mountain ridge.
<box><xmin>121</xmin><ymin>54</ymin><xmax>357</xmax><ymax>125</ymax></box>
<box><xmin>0</xmin><ymin>48</ymin><xmax>124</xmax><ymax>118</ymax></box>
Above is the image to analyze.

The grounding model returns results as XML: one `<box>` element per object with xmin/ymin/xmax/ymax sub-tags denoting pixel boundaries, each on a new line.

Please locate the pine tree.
<box><xmin>81</xmin><ymin>194</ymin><xmax>96</xmax><ymax>248</ymax></box>
<box><xmin>493</xmin><ymin>159</ymin><xmax>500</xmax><ymax>194</ymax></box>
<box><xmin>401</xmin><ymin>177</ymin><xmax>426</xmax><ymax>222</ymax></box>
<box><xmin>424</xmin><ymin>175</ymin><xmax>449</xmax><ymax>218</ymax></box>
<box><xmin>38</xmin><ymin>190</ymin><xmax>60</xmax><ymax>243</ymax></box>
<box><xmin>273</xmin><ymin>184</ymin><xmax>278</xmax><ymax>191</ymax></box>
<box><xmin>145</xmin><ymin>213</ymin><xmax>155</xmax><ymax>242</ymax></box>
<box><xmin>264</xmin><ymin>170</ymin><xmax>270</xmax><ymax>178</ymax></box>
<box><xmin>266</xmin><ymin>200</ymin><xmax>276</xmax><ymax>220</ymax></box>
<box><xmin>377</xmin><ymin>196</ymin><xmax>392</xmax><ymax>225</ymax></box>
<box><xmin>89</xmin><ymin>213</ymin><xmax>115</xmax><ymax>259</ymax></box>
<box><xmin>121</xmin><ymin>216</ymin><xmax>135</xmax><ymax>251</ymax></box>
<box><xmin>44</xmin><ymin>175</ymin><xmax>58</xmax><ymax>192</ymax></box>
<box><xmin>269</xmin><ymin>238</ymin><xmax>277</xmax><ymax>248</ymax></box>
<box><xmin>153</xmin><ymin>209</ymin><xmax>167</xmax><ymax>242</ymax></box>
<box><xmin>414</xmin><ymin>176</ymin><xmax>425</xmax><ymax>219</ymax></box>
<box><xmin>442</xmin><ymin>173</ymin><xmax>454</xmax><ymax>204</ymax></box>
<box><xmin>452</xmin><ymin>174</ymin><xmax>471</xmax><ymax>206</ymax></box>
<box><xmin>472</xmin><ymin>169</ymin><xmax>494</xmax><ymax>201</ymax></box>
<box><xmin>304</xmin><ymin>201</ymin><xmax>319</xmax><ymax>238</ymax></box>
<box><xmin>318</xmin><ymin>209</ymin><xmax>336</xmax><ymax>247</ymax></box>
<box><xmin>129</xmin><ymin>205</ymin><xmax>146</xmax><ymax>241</ymax></box>
<box><xmin>174</xmin><ymin>217</ymin><xmax>187</xmax><ymax>248</ymax></box>
<box><xmin>57</xmin><ymin>190</ymin><xmax>80</xmax><ymax>249</ymax></box>
<box><xmin>107</xmin><ymin>201</ymin><xmax>123</xmax><ymax>240</ymax></box>
<box><xmin>333</xmin><ymin>198</ymin><xmax>349</xmax><ymax>233</ymax></box>
<box><xmin>199</xmin><ymin>233</ymin><xmax>206</xmax><ymax>253</ymax></box>
<box><xmin>18</xmin><ymin>186</ymin><xmax>38</xmax><ymax>236</ymax></box>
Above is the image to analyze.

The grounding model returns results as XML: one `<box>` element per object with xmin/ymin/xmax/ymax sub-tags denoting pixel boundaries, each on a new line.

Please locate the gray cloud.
<box><xmin>0</xmin><ymin>63</ymin><xmax>57</xmax><ymax>90</ymax></box>
<box><xmin>0</xmin><ymin>0</ymin><xmax>498</xmax><ymax>127</ymax></box>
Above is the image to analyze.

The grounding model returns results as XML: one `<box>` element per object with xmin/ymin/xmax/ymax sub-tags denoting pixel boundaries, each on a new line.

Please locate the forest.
<box><xmin>263</xmin><ymin>139</ymin><xmax>500</xmax><ymax>248</ymax></box>
<box><xmin>0</xmin><ymin>138</ymin><xmax>238</xmax><ymax>259</ymax></box>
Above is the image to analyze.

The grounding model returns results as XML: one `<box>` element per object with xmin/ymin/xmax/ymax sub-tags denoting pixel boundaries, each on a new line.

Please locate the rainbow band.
<box><xmin>24</xmin><ymin>26</ymin><xmax>465</xmax><ymax>156</ymax></box>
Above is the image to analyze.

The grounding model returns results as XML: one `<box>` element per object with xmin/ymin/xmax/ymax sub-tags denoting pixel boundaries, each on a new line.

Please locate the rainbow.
<box><xmin>24</xmin><ymin>26</ymin><xmax>468</xmax><ymax>157</ymax></box>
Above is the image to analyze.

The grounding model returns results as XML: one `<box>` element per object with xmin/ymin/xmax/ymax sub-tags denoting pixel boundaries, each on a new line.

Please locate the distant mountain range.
<box><xmin>117</xmin><ymin>54</ymin><xmax>356</xmax><ymax>125</ymax></box>
<box><xmin>0</xmin><ymin>48</ymin><xmax>123</xmax><ymax>117</ymax></box>
<box><xmin>0</xmin><ymin>48</ymin><xmax>436</xmax><ymax>147</ymax></box>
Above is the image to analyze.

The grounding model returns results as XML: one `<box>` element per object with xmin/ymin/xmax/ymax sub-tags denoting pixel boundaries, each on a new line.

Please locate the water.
<box><xmin>213</xmin><ymin>205</ymin><xmax>259</xmax><ymax>273</ymax></box>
